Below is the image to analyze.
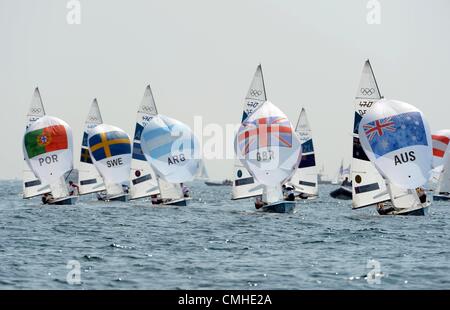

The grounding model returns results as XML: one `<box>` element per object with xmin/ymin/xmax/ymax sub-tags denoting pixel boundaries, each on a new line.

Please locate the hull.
<box><xmin>163</xmin><ymin>198</ymin><xmax>190</xmax><ymax>206</ymax></box>
<box><xmin>205</xmin><ymin>181</ymin><xmax>232</xmax><ymax>187</ymax></box>
<box><xmin>48</xmin><ymin>196</ymin><xmax>78</xmax><ymax>205</ymax></box>
<box><xmin>433</xmin><ymin>194</ymin><xmax>450</xmax><ymax>201</ymax></box>
<box><xmin>261</xmin><ymin>201</ymin><xmax>296</xmax><ymax>214</ymax></box>
<box><xmin>99</xmin><ymin>194</ymin><xmax>129</xmax><ymax>202</ymax></box>
<box><xmin>377</xmin><ymin>204</ymin><xmax>430</xmax><ymax>216</ymax></box>
<box><xmin>330</xmin><ymin>186</ymin><xmax>352</xmax><ymax>200</ymax></box>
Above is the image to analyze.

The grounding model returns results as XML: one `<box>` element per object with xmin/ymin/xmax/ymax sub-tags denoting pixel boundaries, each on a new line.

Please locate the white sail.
<box><xmin>236</xmin><ymin>101</ymin><xmax>301</xmax><ymax>188</ymax></box>
<box><xmin>129</xmin><ymin>85</ymin><xmax>160</xmax><ymax>199</ymax></box>
<box><xmin>23</xmin><ymin>88</ymin><xmax>51</xmax><ymax>198</ymax></box>
<box><xmin>351</xmin><ymin>60</ymin><xmax>390</xmax><ymax>209</ymax></box>
<box><xmin>232</xmin><ymin>64</ymin><xmax>266</xmax><ymax>199</ymax></box>
<box><xmin>358</xmin><ymin>99</ymin><xmax>433</xmax><ymax>189</ymax></box>
<box><xmin>436</xmin><ymin>144</ymin><xmax>450</xmax><ymax>194</ymax></box>
<box><xmin>23</xmin><ymin>116</ymin><xmax>74</xmax><ymax>199</ymax></box>
<box><xmin>289</xmin><ymin>108</ymin><xmax>318</xmax><ymax>196</ymax></box>
<box><xmin>387</xmin><ymin>183</ymin><xmax>423</xmax><ymax>211</ymax></box>
<box><xmin>78</xmin><ymin>99</ymin><xmax>106</xmax><ymax>195</ymax></box>
<box><xmin>140</xmin><ymin>114</ymin><xmax>201</xmax><ymax>183</ymax></box>
<box><xmin>88</xmin><ymin>124</ymin><xmax>132</xmax><ymax>198</ymax></box>
<box><xmin>157</xmin><ymin>178</ymin><xmax>184</xmax><ymax>200</ymax></box>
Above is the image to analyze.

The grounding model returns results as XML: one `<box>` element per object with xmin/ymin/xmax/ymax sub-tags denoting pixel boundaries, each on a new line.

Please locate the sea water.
<box><xmin>0</xmin><ymin>180</ymin><xmax>449</xmax><ymax>289</ymax></box>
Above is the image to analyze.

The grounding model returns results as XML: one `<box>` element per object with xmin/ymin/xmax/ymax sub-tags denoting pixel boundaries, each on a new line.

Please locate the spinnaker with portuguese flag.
<box><xmin>23</xmin><ymin>115</ymin><xmax>77</xmax><ymax>205</ymax></box>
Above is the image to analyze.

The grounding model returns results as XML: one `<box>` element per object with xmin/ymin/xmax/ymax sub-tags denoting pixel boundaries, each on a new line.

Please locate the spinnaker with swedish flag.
<box><xmin>88</xmin><ymin>124</ymin><xmax>132</xmax><ymax>201</ymax></box>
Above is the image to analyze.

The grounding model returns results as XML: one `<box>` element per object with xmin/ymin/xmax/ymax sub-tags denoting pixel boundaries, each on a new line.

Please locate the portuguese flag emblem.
<box><xmin>25</xmin><ymin>125</ymin><xmax>68</xmax><ymax>158</ymax></box>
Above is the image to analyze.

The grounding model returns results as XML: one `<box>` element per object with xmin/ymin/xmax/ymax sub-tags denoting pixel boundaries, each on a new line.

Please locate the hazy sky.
<box><xmin>1</xmin><ymin>0</ymin><xmax>449</xmax><ymax>180</ymax></box>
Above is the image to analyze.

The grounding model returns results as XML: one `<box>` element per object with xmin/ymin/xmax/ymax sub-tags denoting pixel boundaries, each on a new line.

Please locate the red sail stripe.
<box><xmin>433</xmin><ymin>148</ymin><xmax>445</xmax><ymax>158</ymax></box>
<box><xmin>432</xmin><ymin>135</ymin><xmax>450</xmax><ymax>145</ymax></box>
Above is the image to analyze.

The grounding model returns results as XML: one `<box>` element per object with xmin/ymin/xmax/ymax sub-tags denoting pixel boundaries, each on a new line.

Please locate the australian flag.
<box><xmin>238</xmin><ymin>116</ymin><xmax>292</xmax><ymax>155</ymax></box>
<box><xmin>363</xmin><ymin>111</ymin><xmax>428</xmax><ymax>158</ymax></box>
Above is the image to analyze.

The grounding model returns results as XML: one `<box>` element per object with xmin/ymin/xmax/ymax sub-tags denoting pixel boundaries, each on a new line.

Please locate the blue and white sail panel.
<box><xmin>289</xmin><ymin>108</ymin><xmax>318</xmax><ymax>196</ymax></box>
<box><xmin>232</xmin><ymin>65</ymin><xmax>266</xmax><ymax>200</ymax></box>
<box><xmin>141</xmin><ymin>115</ymin><xmax>201</xmax><ymax>183</ymax></box>
<box><xmin>22</xmin><ymin>88</ymin><xmax>51</xmax><ymax>198</ymax></box>
<box><xmin>359</xmin><ymin>99</ymin><xmax>433</xmax><ymax>189</ymax></box>
<box><xmin>351</xmin><ymin>60</ymin><xmax>390</xmax><ymax>209</ymax></box>
<box><xmin>130</xmin><ymin>85</ymin><xmax>160</xmax><ymax>199</ymax></box>
<box><xmin>78</xmin><ymin>99</ymin><xmax>106</xmax><ymax>195</ymax></box>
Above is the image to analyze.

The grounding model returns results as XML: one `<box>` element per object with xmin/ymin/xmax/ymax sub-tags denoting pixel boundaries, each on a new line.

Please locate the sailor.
<box><xmin>416</xmin><ymin>187</ymin><xmax>427</xmax><ymax>204</ymax></box>
<box><xmin>151</xmin><ymin>194</ymin><xmax>163</xmax><ymax>205</ymax></box>
<box><xmin>96</xmin><ymin>191</ymin><xmax>107</xmax><ymax>201</ymax></box>
<box><xmin>254</xmin><ymin>196</ymin><xmax>266</xmax><ymax>209</ymax></box>
<box><xmin>68</xmin><ymin>181</ymin><xmax>80</xmax><ymax>196</ymax></box>
<box><xmin>376</xmin><ymin>202</ymin><xmax>395</xmax><ymax>215</ymax></box>
<box><xmin>341</xmin><ymin>177</ymin><xmax>352</xmax><ymax>187</ymax></box>
<box><xmin>42</xmin><ymin>193</ymin><xmax>54</xmax><ymax>204</ymax></box>
<box><xmin>181</xmin><ymin>183</ymin><xmax>190</xmax><ymax>198</ymax></box>
<box><xmin>285</xmin><ymin>186</ymin><xmax>296</xmax><ymax>201</ymax></box>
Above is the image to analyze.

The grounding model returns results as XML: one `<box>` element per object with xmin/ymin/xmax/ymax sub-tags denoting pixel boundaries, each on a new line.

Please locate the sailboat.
<box><xmin>140</xmin><ymin>114</ymin><xmax>201</xmax><ymax>206</ymax></box>
<box><xmin>231</xmin><ymin>65</ymin><xmax>266</xmax><ymax>200</ymax></box>
<box><xmin>351</xmin><ymin>60</ymin><xmax>391</xmax><ymax>210</ymax></box>
<box><xmin>330</xmin><ymin>159</ymin><xmax>352</xmax><ymax>200</ymax></box>
<box><xmin>87</xmin><ymin>124</ymin><xmax>132</xmax><ymax>202</ymax></box>
<box><xmin>431</xmin><ymin>130</ymin><xmax>450</xmax><ymax>201</ymax></box>
<box><xmin>235</xmin><ymin>101</ymin><xmax>302</xmax><ymax>213</ymax></box>
<box><xmin>288</xmin><ymin>108</ymin><xmax>318</xmax><ymax>199</ymax></box>
<box><xmin>129</xmin><ymin>85</ymin><xmax>160</xmax><ymax>200</ymax></box>
<box><xmin>23</xmin><ymin>114</ymin><xmax>77</xmax><ymax>205</ymax></box>
<box><xmin>78</xmin><ymin>99</ymin><xmax>106</xmax><ymax>196</ymax></box>
<box><xmin>359</xmin><ymin>98</ymin><xmax>433</xmax><ymax>215</ymax></box>
<box><xmin>22</xmin><ymin>88</ymin><xmax>51</xmax><ymax>199</ymax></box>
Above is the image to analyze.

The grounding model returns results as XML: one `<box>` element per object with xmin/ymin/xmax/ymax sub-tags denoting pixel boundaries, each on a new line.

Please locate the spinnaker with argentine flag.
<box><xmin>358</xmin><ymin>99</ymin><xmax>433</xmax><ymax>215</ymax></box>
<box><xmin>23</xmin><ymin>114</ymin><xmax>77</xmax><ymax>205</ymax></box>
<box><xmin>88</xmin><ymin>124</ymin><xmax>132</xmax><ymax>202</ymax></box>
<box><xmin>140</xmin><ymin>114</ymin><xmax>201</xmax><ymax>206</ymax></box>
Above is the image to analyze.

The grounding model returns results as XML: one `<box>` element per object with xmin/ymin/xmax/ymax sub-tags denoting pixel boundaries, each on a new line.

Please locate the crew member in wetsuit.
<box><xmin>254</xmin><ymin>196</ymin><xmax>266</xmax><ymax>209</ymax></box>
<box><xmin>68</xmin><ymin>181</ymin><xmax>80</xmax><ymax>196</ymax></box>
<box><xmin>285</xmin><ymin>186</ymin><xmax>296</xmax><ymax>201</ymax></box>
<box><xmin>416</xmin><ymin>187</ymin><xmax>427</xmax><ymax>203</ymax></box>
<box><xmin>151</xmin><ymin>194</ymin><xmax>164</xmax><ymax>205</ymax></box>
<box><xmin>376</xmin><ymin>202</ymin><xmax>395</xmax><ymax>215</ymax></box>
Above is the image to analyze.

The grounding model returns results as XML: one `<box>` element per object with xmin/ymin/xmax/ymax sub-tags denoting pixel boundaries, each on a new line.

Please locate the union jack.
<box><xmin>238</xmin><ymin>116</ymin><xmax>292</xmax><ymax>155</ymax></box>
<box><xmin>363</xmin><ymin>117</ymin><xmax>396</xmax><ymax>141</ymax></box>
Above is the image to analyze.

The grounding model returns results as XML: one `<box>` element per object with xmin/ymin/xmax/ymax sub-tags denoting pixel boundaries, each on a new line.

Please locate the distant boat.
<box><xmin>205</xmin><ymin>180</ymin><xmax>233</xmax><ymax>186</ymax></box>
<box><xmin>129</xmin><ymin>85</ymin><xmax>160</xmax><ymax>200</ymax></box>
<box><xmin>330</xmin><ymin>159</ymin><xmax>352</xmax><ymax>199</ymax></box>
<box><xmin>288</xmin><ymin>108</ymin><xmax>318</xmax><ymax>199</ymax></box>
<box><xmin>431</xmin><ymin>130</ymin><xmax>450</xmax><ymax>201</ymax></box>
<box><xmin>231</xmin><ymin>64</ymin><xmax>265</xmax><ymax>201</ymax></box>
<box><xmin>88</xmin><ymin>124</ymin><xmax>132</xmax><ymax>202</ymax></box>
<box><xmin>359</xmin><ymin>98</ymin><xmax>433</xmax><ymax>216</ymax></box>
<box><xmin>23</xmin><ymin>110</ymin><xmax>77</xmax><ymax>205</ymax></box>
<box><xmin>236</xmin><ymin>100</ymin><xmax>302</xmax><ymax>213</ymax></box>
<box><xmin>78</xmin><ymin>99</ymin><xmax>106</xmax><ymax>196</ymax></box>
<box><xmin>140</xmin><ymin>112</ymin><xmax>201</xmax><ymax>207</ymax></box>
